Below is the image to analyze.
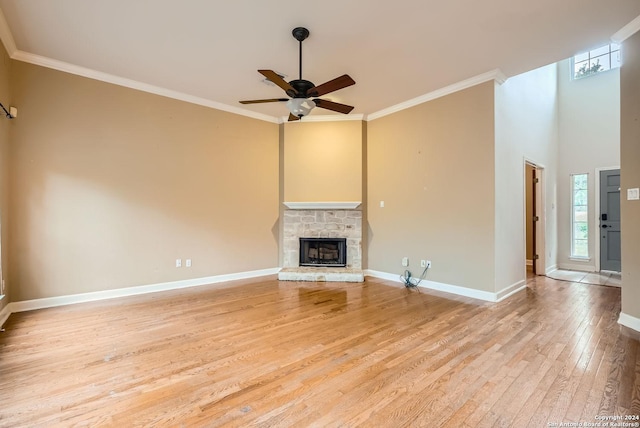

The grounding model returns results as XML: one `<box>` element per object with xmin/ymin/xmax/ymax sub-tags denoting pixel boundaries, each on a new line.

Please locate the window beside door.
<box><xmin>571</xmin><ymin>173</ymin><xmax>589</xmax><ymax>258</ymax></box>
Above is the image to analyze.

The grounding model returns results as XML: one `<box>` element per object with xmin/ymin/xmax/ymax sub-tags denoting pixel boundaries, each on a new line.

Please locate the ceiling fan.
<box><xmin>239</xmin><ymin>27</ymin><xmax>356</xmax><ymax>121</ymax></box>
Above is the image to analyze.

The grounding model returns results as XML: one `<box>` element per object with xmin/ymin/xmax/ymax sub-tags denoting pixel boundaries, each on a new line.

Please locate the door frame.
<box><xmin>523</xmin><ymin>159</ymin><xmax>546</xmax><ymax>276</ymax></box>
<box><xmin>594</xmin><ymin>166</ymin><xmax>621</xmax><ymax>272</ymax></box>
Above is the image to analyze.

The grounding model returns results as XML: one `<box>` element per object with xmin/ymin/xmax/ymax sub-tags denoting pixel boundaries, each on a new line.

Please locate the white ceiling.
<box><xmin>0</xmin><ymin>1</ymin><xmax>639</xmax><ymax>122</ymax></box>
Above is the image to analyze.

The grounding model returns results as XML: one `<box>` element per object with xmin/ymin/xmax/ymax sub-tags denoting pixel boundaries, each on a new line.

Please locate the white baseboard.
<box><xmin>7</xmin><ymin>268</ymin><xmax>280</xmax><ymax>315</ymax></box>
<box><xmin>557</xmin><ymin>262</ymin><xmax>596</xmax><ymax>273</ymax></box>
<box><xmin>364</xmin><ymin>269</ymin><xmax>402</xmax><ymax>283</ymax></box>
<box><xmin>1</xmin><ymin>267</ymin><xmax>529</xmax><ymax>328</ymax></box>
<box><xmin>0</xmin><ymin>302</ymin><xmax>11</xmax><ymax>328</ymax></box>
<box><xmin>496</xmin><ymin>280</ymin><xmax>527</xmax><ymax>302</ymax></box>
<box><xmin>619</xmin><ymin>312</ymin><xmax>640</xmax><ymax>333</ymax></box>
<box><xmin>364</xmin><ymin>270</ymin><xmax>525</xmax><ymax>303</ymax></box>
<box><xmin>545</xmin><ymin>264</ymin><xmax>558</xmax><ymax>275</ymax></box>
<box><xmin>420</xmin><ymin>279</ymin><xmax>496</xmax><ymax>302</ymax></box>
<box><xmin>526</xmin><ymin>259</ymin><xmax>533</xmax><ymax>266</ymax></box>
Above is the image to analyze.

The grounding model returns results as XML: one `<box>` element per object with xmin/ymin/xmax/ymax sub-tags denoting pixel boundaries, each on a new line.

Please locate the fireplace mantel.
<box><xmin>283</xmin><ymin>201</ymin><xmax>361</xmax><ymax>210</ymax></box>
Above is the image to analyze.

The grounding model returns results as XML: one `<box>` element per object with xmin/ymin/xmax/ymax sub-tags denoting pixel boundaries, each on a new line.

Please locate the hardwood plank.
<box><xmin>0</xmin><ymin>275</ymin><xmax>638</xmax><ymax>427</ymax></box>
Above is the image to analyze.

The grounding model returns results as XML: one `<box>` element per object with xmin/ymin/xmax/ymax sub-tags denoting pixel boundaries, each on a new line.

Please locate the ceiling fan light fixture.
<box><xmin>286</xmin><ymin>98</ymin><xmax>316</xmax><ymax>118</ymax></box>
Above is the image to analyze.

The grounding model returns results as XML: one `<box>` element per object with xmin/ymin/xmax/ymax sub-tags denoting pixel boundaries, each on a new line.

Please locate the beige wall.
<box><xmin>0</xmin><ymin>44</ymin><xmax>10</xmax><ymax>311</ymax></box>
<box><xmin>9</xmin><ymin>61</ymin><xmax>280</xmax><ymax>301</ymax></box>
<box><xmin>620</xmin><ymin>30</ymin><xmax>640</xmax><ymax>320</ymax></box>
<box><xmin>283</xmin><ymin>120</ymin><xmax>362</xmax><ymax>202</ymax></box>
<box><xmin>367</xmin><ymin>82</ymin><xmax>496</xmax><ymax>292</ymax></box>
<box><xmin>361</xmin><ymin>121</ymin><xmax>368</xmax><ymax>269</ymax></box>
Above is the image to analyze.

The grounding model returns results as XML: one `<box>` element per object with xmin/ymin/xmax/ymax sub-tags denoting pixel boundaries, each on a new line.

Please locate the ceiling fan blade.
<box><xmin>239</xmin><ymin>98</ymin><xmax>289</xmax><ymax>104</ymax></box>
<box><xmin>306</xmin><ymin>74</ymin><xmax>355</xmax><ymax>97</ymax></box>
<box><xmin>258</xmin><ymin>70</ymin><xmax>295</xmax><ymax>95</ymax></box>
<box><xmin>288</xmin><ymin>113</ymin><xmax>300</xmax><ymax>121</ymax></box>
<box><xmin>313</xmin><ymin>99</ymin><xmax>354</xmax><ymax>114</ymax></box>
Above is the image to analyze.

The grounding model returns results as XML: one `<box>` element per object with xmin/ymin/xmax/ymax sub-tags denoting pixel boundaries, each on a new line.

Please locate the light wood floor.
<box><xmin>1</xmin><ymin>275</ymin><xmax>639</xmax><ymax>427</ymax></box>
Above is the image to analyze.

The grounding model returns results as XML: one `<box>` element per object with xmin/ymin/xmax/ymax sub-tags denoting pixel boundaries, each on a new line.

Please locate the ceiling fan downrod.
<box><xmin>292</xmin><ymin>27</ymin><xmax>309</xmax><ymax>81</ymax></box>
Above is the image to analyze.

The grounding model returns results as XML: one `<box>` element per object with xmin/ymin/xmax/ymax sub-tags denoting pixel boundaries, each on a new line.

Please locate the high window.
<box><xmin>571</xmin><ymin>174</ymin><xmax>589</xmax><ymax>258</ymax></box>
<box><xmin>572</xmin><ymin>43</ymin><xmax>621</xmax><ymax>79</ymax></box>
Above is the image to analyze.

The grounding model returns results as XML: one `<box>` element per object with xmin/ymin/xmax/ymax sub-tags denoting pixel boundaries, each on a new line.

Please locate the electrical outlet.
<box><xmin>426</xmin><ymin>260</ymin><xmax>432</xmax><ymax>268</ymax></box>
<box><xmin>186</xmin><ymin>259</ymin><xmax>192</xmax><ymax>267</ymax></box>
<box><xmin>176</xmin><ymin>259</ymin><xmax>182</xmax><ymax>268</ymax></box>
<box><xmin>402</xmin><ymin>257</ymin><xmax>409</xmax><ymax>267</ymax></box>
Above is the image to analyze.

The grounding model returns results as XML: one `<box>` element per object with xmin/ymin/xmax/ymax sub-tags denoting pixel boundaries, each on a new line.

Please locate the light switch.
<box><xmin>628</xmin><ymin>188</ymin><xmax>640</xmax><ymax>201</ymax></box>
<box><xmin>380</xmin><ymin>201</ymin><xmax>385</xmax><ymax>208</ymax></box>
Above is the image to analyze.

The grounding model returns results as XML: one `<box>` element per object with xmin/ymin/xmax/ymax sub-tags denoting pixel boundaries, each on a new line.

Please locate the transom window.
<box><xmin>572</xmin><ymin>43</ymin><xmax>621</xmax><ymax>79</ymax></box>
<box><xmin>571</xmin><ymin>174</ymin><xmax>589</xmax><ymax>258</ymax></box>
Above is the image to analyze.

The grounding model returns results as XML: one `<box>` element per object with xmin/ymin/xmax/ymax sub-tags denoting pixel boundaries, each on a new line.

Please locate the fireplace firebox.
<box><xmin>299</xmin><ymin>238</ymin><xmax>347</xmax><ymax>267</ymax></box>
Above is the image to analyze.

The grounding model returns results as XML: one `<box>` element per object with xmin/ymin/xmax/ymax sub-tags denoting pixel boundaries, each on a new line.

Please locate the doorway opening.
<box><xmin>525</xmin><ymin>161</ymin><xmax>546</xmax><ymax>276</ymax></box>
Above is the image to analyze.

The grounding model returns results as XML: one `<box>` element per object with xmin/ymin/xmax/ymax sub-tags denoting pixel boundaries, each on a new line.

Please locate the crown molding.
<box><xmin>0</xmin><ymin>10</ymin><xmax>508</xmax><ymax>126</ymax></box>
<box><xmin>11</xmin><ymin>50</ymin><xmax>279</xmax><ymax>123</ymax></box>
<box><xmin>366</xmin><ymin>69</ymin><xmax>508</xmax><ymax>121</ymax></box>
<box><xmin>8</xmin><ymin>48</ymin><xmax>367</xmax><ymax>125</ymax></box>
<box><xmin>1</xmin><ymin>5</ymin><xmax>639</xmax><ymax>123</ymax></box>
<box><xmin>0</xmin><ymin>7</ymin><xmax>278</xmax><ymax>123</ymax></box>
<box><xmin>611</xmin><ymin>14</ymin><xmax>640</xmax><ymax>43</ymax></box>
<box><xmin>278</xmin><ymin>113</ymin><xmax>365</xmax><ymax>124</ymax></box>
<box><xmin>0</xmin><ymin>7</ymin><xmax>16</xmax><ymax>56</ymax></box>
<box><xmin>0</xmin><ymin>11</ymin><xmax>508</xmax><ymax>125</ymax></box>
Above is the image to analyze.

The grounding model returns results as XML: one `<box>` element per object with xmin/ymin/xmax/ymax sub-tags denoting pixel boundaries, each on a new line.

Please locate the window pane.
<box><xmin>590</xmin><ymin>45</ymin><xmax>610</xmax><ymax>57</ymax></box>
<box><xmin>573</xmin><ymin>174</ymin><xmax>588</xmax><ymax>189</ymax></box>
<box><xmin>612</xmin><ymin>50</ymin><xmax>621</xmax><ymax>68</ymax></box>
<box><xmin>571</xmin><ymin>173</ymin><xmax>589</xmax><ymax>258</ymax></box>
<box><xmin>610</xmin><ymin>42</ymin><xmax>620</xmax><ymax>52</ymax></box>
<box><xmin>574</xmin><ymin>60</ymin><xmax>590</xmax><ymax>78</ymax></box>
<box><xmin>573</xmin><ymin>240</ymin><xmax>588</xmax><ymax>257</ymax></box>
<box><xmin>574</xmin><ymin>189</ymin><xmax>588</xmax><ymax>205</ymax></box>
<box><xmin>592</xmin><ymin>54</ymin><xmax>610</xmax><ymax>71</ymax></box>
<box><xmin>574</xmin><ymin>205</ymin><xmax>588</xmax><ymax>222</ymax></box>
<box><xmin>575</xmin><ymin>52</ymin><xmax>589</xmax><ymax>62</ymax></box>
<box><xmin>574</xmin><ymin>223</ymin><xmax>588</xmax><ymax>240</ymax></box>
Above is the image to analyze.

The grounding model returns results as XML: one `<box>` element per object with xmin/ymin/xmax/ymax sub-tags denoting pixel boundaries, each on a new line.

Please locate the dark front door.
<box><xmin>600</xmin><ymin>169</ymin><xmax>621</xmax><ymax>272</ymax></box>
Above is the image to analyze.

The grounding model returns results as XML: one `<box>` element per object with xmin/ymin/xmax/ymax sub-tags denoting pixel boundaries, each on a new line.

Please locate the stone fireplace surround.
<box><xmin>278</xmin><ymin>203</ymin><xmax>364</xmax><ymax>282</ymax></box>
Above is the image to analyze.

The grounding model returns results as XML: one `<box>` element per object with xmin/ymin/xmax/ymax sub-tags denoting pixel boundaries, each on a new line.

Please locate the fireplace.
<box><xmin>299</xmin><ymin>238</ymin><xmax>347</xmax><ymax>267</ymax></box>
<box><xmin>279</xmin><ymin>209</ymin><xmax>363</xmax><ymax>282</ymax></box>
